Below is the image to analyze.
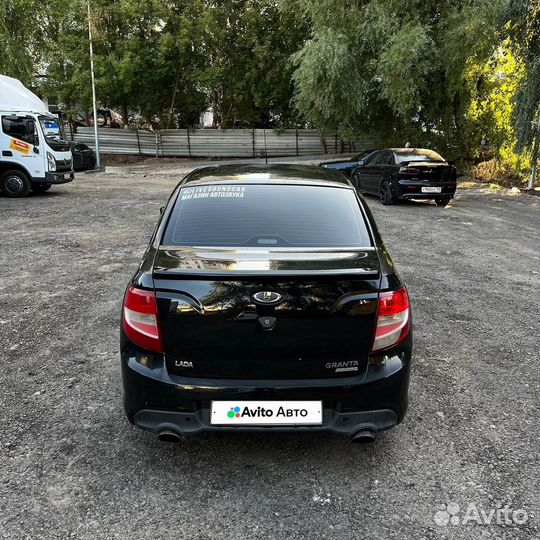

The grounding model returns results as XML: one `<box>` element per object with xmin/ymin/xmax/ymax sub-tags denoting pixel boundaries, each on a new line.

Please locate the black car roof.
<box><xmin>319</xmin><ymin>148</ymin><xmax>377</xmax><ymax>164</ymax></box>
<box><xmin>181</xmin><ymin>164</ymin><xmax>352</xmax><ymax>188</ymax></box>
<box><xmin>390</xmin><ymin>148</ymin><xmax>443</xmax><ymax>156</ymax></box>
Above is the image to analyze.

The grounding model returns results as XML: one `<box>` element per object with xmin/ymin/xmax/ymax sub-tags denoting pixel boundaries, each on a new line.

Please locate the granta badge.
<box><xmin>252</xmin><ymin>291</ymin><xmax>283</xmax><ymax>305</ymax></box>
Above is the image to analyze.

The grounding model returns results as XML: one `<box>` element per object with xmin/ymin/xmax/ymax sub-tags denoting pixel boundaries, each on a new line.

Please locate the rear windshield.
<box><xmin>163</xmin><ymin>184</ymin><xmax>371</xmax><ymax>248</ymax></box>
<box><xmin>394</xmin><ymin>149</ymin><xmax>445</xmax><ymax>164</ymax></box>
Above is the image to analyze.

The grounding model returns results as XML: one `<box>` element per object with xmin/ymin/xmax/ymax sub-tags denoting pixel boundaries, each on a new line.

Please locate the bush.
<box><xmin>472</xmin><ymin>159</ymin><xmax>528</xmax><ymax>187</ymax></box>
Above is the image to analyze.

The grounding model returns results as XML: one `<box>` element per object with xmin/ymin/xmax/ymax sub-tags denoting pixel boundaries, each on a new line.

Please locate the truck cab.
<box><xmin>0</xmin><ymin>111</ymin><xmax>74</xmax><ymax>197</ymax></box>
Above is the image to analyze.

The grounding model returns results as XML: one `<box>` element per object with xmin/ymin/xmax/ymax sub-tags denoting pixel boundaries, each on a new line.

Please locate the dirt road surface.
<box><xmin>1</xmin><ymin>161</ymin><xmax>539</xmax><ymax>539</ymax></box>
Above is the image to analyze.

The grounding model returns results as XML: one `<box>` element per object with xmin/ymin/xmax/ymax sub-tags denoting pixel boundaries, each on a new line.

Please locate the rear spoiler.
<box><xmin>399</xmin><ymin>160</ymin><xmax>449</xmax><ymax>166</ymax></box>
<box><xmin>153</xmin><ymin>246</ymin><xmax>381</xmax><ymax>279</ymax></box>
<box><xmin>153</xmin><ymin>269</ymin><xmax>380</xmax><ymax>279</ymax></box>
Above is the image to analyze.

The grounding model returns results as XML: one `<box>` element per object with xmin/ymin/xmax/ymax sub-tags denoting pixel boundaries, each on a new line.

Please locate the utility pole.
<box><xmin>528</xmin><ymin>110</ymin><xmax>540</xmax><ymax>190</ymax></box>
<box><xmin>87</xmin><ymin>0</ymin><xmax>101</xmax><ymax>169</ymax></box>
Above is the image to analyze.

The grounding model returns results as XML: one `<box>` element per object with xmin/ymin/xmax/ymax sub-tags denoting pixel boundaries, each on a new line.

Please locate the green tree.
<box><xmin>197</xmin><ymin>0</ymin><xmax>306</xmax><ymax>128</ymax></box>
<box><xmin>42</xmin><ymin>0</ymin><xmax>206</xmax><ymax>126</ymax></box>
<box><xmin>39</xmin><ymin>0</ymin><xmax>305</xmax><ymax>128</ymax></box>
<box><xmin>0</xmin><ymin>0</ymin><xmax>45</xmax><ymax>84</ymax></box>
<box><xmin>465</xmin><ymin>38</ymin><xmax>525</xmax><ymax>167</ymax></box>
<box><xmin>286</xmin><ymin>0</ymin><xmax>511</xmax><ymax>158</ymax></box>
<box><xmin>509</xmin><ymin>0</ymin><xmax>540</xmax><ymax>150</ymax></box>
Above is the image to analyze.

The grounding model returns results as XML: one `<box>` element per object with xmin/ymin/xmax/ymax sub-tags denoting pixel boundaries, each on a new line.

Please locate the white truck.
<box><xmin>0</xmin><ymin>75</ymin><xmax>74</xmax><ymax>197</ymax></box>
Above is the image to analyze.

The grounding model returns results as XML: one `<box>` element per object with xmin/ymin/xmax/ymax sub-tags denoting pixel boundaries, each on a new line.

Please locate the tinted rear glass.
<box><xmin>394</xmin><ymin>149</ymin><xmax>445</xmax><ymax>164</ymax></box>
<box><xmin>163</xmin><ymin>184</ymin><xmax>371</xmax><ymax>247</ymax></box>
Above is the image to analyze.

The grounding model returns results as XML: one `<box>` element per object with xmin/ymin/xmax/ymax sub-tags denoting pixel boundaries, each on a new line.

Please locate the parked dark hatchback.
<box><xmin>351</xmin><ymin>148</ymin><xmax>457</xmax><ymax>206</ymax></box>
<box><xmin>120</xmin><ymin>164</ymin><xmax>412</xmax><ymax>443</ymax></box>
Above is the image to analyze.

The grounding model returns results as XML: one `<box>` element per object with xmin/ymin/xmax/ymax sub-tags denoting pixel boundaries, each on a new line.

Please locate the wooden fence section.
<box><xmin>73</xmin><ymin>127</ymin><xmax>380</xmax><ymax>158</ymax></box>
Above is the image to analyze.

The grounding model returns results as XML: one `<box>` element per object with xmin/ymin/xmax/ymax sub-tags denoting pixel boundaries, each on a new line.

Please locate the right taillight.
<box><xmin>123</xmin><ymin>286</ymin><xmax>163</xmax><ymax>353</ymax></box>
<box><xmin>371</xmin><ymin>288</ymin><xmax>410</xmax><ymax>352</ymax></box>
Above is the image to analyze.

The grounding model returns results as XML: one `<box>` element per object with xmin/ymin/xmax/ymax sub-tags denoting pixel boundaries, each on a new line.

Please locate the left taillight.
<box><xmin>398</xmin><ymin>166</ymin><xmax>420</xmax><ymax>174</ymax></box>
<box><xmin>371</xmin><ymin>288</ymin><xmax>410</xmax><ymax>352</ymax></box>
<box><xmin>123</xmin><ymin>286</ymin><xmax>163</xmax><ymax>353</ymax></box>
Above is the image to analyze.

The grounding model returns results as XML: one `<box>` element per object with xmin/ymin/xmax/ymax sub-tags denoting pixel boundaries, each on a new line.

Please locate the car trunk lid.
<box><xmin>153</xmin><ymin>247</ymin><xmax>381</xmax><ymax>379</ymax></box>
<box><xmin>399</xmin><ymin>161</ymin><xmax>454</xmax><ymax>182</ymax></box>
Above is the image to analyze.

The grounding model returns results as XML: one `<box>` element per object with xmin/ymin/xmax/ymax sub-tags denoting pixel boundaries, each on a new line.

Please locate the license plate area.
<box><xmin>210</xmin><ymin>400</ymin><xmax>323</xmax><ymax>425</ymax></box>
<box><xmin>421</xmin><ymin>186</ymin><xmax>442</xmax><ymax>193</ymax></box>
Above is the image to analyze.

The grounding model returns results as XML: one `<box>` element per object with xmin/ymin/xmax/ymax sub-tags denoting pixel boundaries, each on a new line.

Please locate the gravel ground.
<box><xmin>1</xmin><ymin>160</ymin><xmax>539</xmax><ymax>540</ymax></box>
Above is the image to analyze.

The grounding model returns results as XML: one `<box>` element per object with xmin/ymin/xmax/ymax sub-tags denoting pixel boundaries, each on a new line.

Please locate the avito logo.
<box><xmin>213</xmin><ymin>401</ymin><xmax>321</xmax><ymax>426</ymax></box>
<box><xmin>227</xmin><ymin>405</ymin><xmax>309</xmax><ymax>419</ymax></box>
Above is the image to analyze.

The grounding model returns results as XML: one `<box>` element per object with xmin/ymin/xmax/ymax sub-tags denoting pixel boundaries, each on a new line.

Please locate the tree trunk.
<box><xmin>528</xmin><ymin>111</ymin><xmax>540</xmax><ymax>189</ymax></box>
<box><xmin>167</xmin><ymin>63</ymin><xmax>181</xmax><ymax>129</ymax></box>
<box><xmin>122</xmin><ymin>102</ymin><xmax>129</xmax><ymax>129</ymax></box>
<box><xmin>319</xmin><ymin>133</ymin><xmax>327</xmax><ymax>154</ymax></box>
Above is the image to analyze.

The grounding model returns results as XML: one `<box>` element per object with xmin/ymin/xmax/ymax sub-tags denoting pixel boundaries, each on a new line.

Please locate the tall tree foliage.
<box><xmin>39</xmin><ymin>0</ymin><xmax>305</xmax><ymax>128</ymax></box>
<box><xmin>287</xmin><ymin>0</ymin><xmax>511</xmax><ymax>157</ymax></box>
<box><xmin>1</xmin><ymin>0</ymin><xmax>532</xmax><ymax>156</ymax></box>
<box><xmin>465</xmin><ymin>39</ymin><xmax>525</xmax><ymax>167</ymax></box>
<box><xmin>197</xmin><ymin>0</ymin><xmax>307</xmax><ymax>127</ymax></box>
<box><xmin>42</xmin><ymin>0</ymin><xmax>208</xmax><ymax>126</ymax></box>
<box><xmin>509</xmin><ymin>0</ymin><xmax>540</xmax><ymax>150</ymax></box>
<box><xmin>0</xmin><ymin>0</ymin><xmax>45</xmax><ymax>84</ymax></box>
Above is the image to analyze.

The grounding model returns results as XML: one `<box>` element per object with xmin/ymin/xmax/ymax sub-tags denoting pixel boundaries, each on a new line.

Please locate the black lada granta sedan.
<box><xmin>120</xmin><ymin>164</ymin><xmax>412</xmax><ymax>443</ymax></box>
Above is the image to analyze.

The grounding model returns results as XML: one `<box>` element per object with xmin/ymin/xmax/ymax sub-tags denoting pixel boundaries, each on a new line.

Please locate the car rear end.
<box><xmin>72</xmin><ymin>142</ymin><xmax>96</xmax><ymax>171</ymax></box>
<box><xmin>120</xmin><ymin>166</ymin><xmax>412</xmax><ymax>442</ymax></box>
<box><xmin>394</xmin><ymin>161</ymin><xmax>457</xmax><ymax>201</ymax></box>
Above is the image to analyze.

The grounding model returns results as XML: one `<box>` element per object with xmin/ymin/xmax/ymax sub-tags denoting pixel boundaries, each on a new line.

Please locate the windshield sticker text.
<box><xmin>181</xmin><ymin>185</ymin><xmax>245</xmax><ymax>200</ymax></box>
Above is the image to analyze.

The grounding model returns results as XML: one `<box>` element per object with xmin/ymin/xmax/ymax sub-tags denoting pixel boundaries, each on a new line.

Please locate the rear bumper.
<box><xmin>134</xmin><ymin>408</ymin><xmax>398</xmax><ymax>436</ymax></box>
<box><xmin>396</xmin><ymin>180</ymin><xmax>456</xmax><ymax>199</ymax></box>
<box><xmin>121</xmin><ymin>340</ymin><xmax>412</xmax><ymax>438</ymax></box>
<box><xmin>44</xmin><ymin>171</ymin><xmax>75</xmax><ymax>184</ymax></box>
<box><xmin>74</xmin><ymin>153</ymin><xmax>96</xmax><ymax>171</ymax></box>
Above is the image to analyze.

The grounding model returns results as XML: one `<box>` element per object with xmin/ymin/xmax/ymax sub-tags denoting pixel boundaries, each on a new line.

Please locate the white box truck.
<box><xmin>0</xmin><ymin>75</ymin><xmax>74</xmax><ymax>197</ymax></box>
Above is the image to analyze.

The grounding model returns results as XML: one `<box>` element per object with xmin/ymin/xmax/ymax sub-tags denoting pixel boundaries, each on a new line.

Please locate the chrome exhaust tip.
<box><xmin>157</xmin><ymin>430</ymin><xmax>182</xmax><ymax>443</ymax></box>
<box><xmin>351</xmin><ymin>429</ymin><xmax>375</xmax><ymax>444</ymax></box>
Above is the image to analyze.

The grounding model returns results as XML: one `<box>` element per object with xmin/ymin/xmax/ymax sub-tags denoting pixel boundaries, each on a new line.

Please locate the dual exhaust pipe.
<box><xmin>157</xmin><ymin>429</ymin><xmax>376</xmax><ymax>444</ymax></box>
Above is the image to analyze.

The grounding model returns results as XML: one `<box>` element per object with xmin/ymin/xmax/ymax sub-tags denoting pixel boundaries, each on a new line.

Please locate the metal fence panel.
<box><xmin>254</xmin><ymin>129</ymin><xmax>297</xmax><ymax>157</ymax></box>
<box><xmin>159</xmin><ymin>129</ymin><xmax>189</xmax><ymax>157</ymax></box>
<box><xmin>297</xmin><ymin>130</ymin><xmax>324</xmax><ymax>155</ymax></box>
<box><xmin>73</xmin><ymin>127</ymin><xmax>382</xmax><ymax>158</ymax></box>
<box><xmin>74</xmin><ymin>127</ymin><xmax>156</xmax><ymax>155</ymax></box>
<box><xmin>189</xmin><ymin>129</ymin><xmax>254</xmax><ymax>157</ymax></box>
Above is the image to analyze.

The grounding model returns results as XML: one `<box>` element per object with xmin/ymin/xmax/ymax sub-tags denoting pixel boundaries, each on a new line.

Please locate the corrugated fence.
<box><xmin>72</xmin><ymin>127</ymin><xmax>380</xmax><ymax>158</ymax></box>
